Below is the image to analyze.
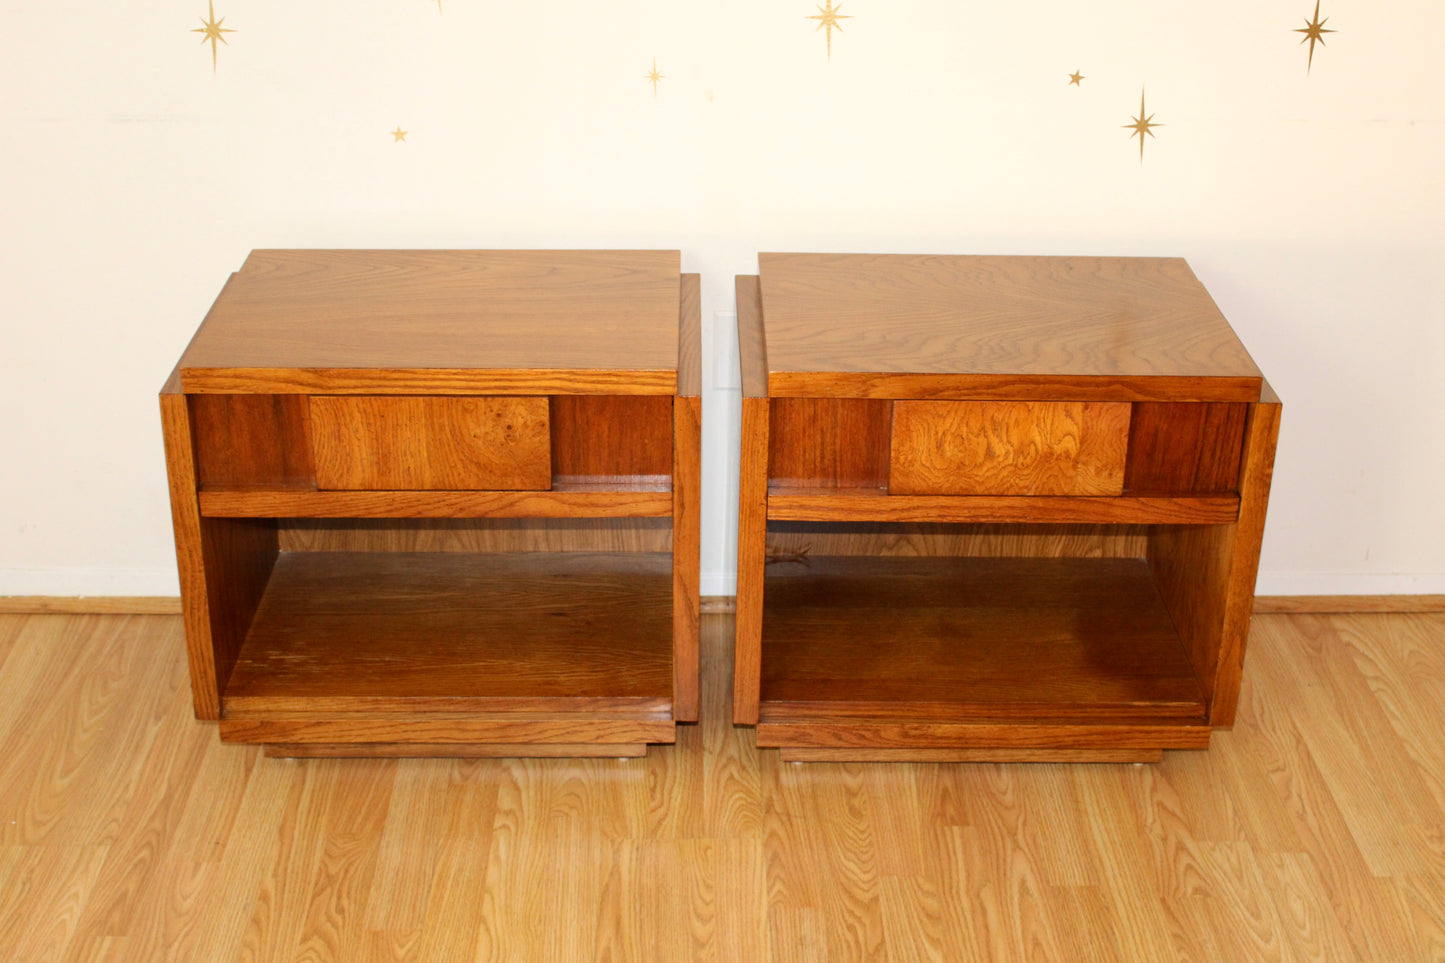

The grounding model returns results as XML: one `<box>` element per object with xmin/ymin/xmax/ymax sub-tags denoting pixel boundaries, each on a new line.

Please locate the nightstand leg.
<box><xmin>672</xmin><ymin>394</ymin><xmax>702</xmax><ymax>722</ymax></box>
<box><xmin>734</xmin><ymin>396</ymin><xmax>769</xmax><ymax>725</ymax></box>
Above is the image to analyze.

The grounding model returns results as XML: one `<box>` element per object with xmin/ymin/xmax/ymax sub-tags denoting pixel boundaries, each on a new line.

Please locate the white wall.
<box><xmin>2</xmin><ymin>1</ymin><xmax>1442</xmax><ymax>596</ymax></box>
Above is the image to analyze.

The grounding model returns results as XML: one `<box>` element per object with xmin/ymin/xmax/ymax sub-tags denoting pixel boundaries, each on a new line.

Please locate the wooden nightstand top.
<box><xmin>178</xmin><ymin>249</ymin><xmax>682</xmax><ymax>394</ymax></box>
<box><xmin>755</xmin><ymin>254</ymin><xmax>1264</xmax><ymax>402</ymax></box>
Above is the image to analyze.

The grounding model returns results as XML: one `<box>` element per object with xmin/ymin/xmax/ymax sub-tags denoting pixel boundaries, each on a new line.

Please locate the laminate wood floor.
<box><xmin>0</xmin><ymin>610</ymin><xmax>1442</xmax><ymax>961</ymax></box>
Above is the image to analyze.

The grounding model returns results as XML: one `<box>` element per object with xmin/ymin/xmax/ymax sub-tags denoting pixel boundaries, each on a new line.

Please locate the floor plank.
<box><xmin>0</xmin><ymin>611</ymin><xmax>1443</xmax><ymax>961</ymax></box>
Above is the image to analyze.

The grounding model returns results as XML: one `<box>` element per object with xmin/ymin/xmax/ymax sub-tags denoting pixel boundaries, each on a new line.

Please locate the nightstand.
<box><xmin>733</xmin><ymin>254</ymin><xmax>1279</xmax><ymax>763</ymax></box>
<box><xmin>161</xmin><ymin>249</ymin><xmax>700</xmax><ymax>757</ymax></box>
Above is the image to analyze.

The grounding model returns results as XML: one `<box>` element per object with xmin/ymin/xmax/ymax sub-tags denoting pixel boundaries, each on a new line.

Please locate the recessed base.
<box><xmin>778</xmin><ymin>747</ymin><xmax>1166</xmax><ymax>764</ymax></box>
<box><xmin>265</xmin><ymin>742</ymin><xmax>650</xmax><ymax>759</ymax></box>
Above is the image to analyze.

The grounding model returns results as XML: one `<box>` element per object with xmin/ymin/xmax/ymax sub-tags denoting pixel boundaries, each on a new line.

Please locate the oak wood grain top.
<box><xmin>757</xmin><ymin>254</ymin><xmax>1263</xmax><ymax>401</ymax></box>
<box><xmin>179</xmin><ymin>250</ymin><xmax>682</xmax><ymax>394</ymax></box>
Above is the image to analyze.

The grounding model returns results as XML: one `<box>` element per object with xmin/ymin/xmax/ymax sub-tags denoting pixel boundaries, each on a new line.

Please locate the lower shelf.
<box><xmin>221</xmin><ymin>551</ymin><xmax>675</xmax><ymax>745</ymax></box>
<box><xmin>757</xmin><ymin>555</ymin><xmax>1208</xmax><ymax>752</ymax></box>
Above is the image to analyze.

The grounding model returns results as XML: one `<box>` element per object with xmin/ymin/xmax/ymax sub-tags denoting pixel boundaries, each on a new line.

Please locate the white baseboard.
<box><xmin>701</xmin><ymin>571</ymin><xmax>736</xmax><ymax>597</ymax></box>
<box><xmin>0</xmin><ymin>567</ymin><xmax>181</xmax><ymax>598</ymax></box>
<box><xmin>4</xmin><ymin>567</ymin><xmax>1441</xmax><ymax>602</ymax></box>
<box><xmin>1253</xmin><ymin>571</ymin><xmax>1445</xmax><ymax>596</ymax></box>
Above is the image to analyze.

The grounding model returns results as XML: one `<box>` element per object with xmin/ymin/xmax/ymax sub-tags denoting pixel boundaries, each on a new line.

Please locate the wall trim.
<box><xmin>0</xmin><ymin>596</ymin><xmax>183</xmax><ymax>615</ymax></box>
<box><xmin>4</xmin><ymin>594</ymin><xmax>1442</xmax><ymax>617</ymax></box>
<box><xmin>1251</xmin><ymin>595</ymin><xmax>1445</xmax><ymax>614</ymax></box>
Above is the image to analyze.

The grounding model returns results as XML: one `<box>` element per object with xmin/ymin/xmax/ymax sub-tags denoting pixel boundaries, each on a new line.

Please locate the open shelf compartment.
<box><xmin>749</xmin><ymin>520</ymin><xmax>1223</xmax><ymax>755</ymax></box>
<box><xmin>225</xmin><ymin>550</ymin><xmax>673</xmax><ymax>713</ymax></box>
<box><xmin>217</xmin><ymin>548</ymin><xmax>676</xmax><ymax>747</ymax></box>
<box><xmin>758</xmin><ymin>554</ymin><xmax>1205</xmax><ymax>725</ymax></box>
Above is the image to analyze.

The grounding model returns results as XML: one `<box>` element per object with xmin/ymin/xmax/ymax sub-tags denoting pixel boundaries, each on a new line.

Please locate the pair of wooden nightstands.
<box><xmin>162</xmin><ymin>250</ymin><xmax>1278</xmax><ymax>762</ymax></box>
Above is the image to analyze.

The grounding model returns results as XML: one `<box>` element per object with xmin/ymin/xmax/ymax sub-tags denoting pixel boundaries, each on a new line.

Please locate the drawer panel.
<box><xmin>889</xmin><ymin>401</ymin><xmax>1130</xmax><ymax>496</ymax></box>
<box><xmin>1124</xmin><ymin>403</ymin><xmax>1247</xmax><ymax>494</ymax></box>
<box><xmin>310</xmin><ymin>396</ymin><xmax>551</xmax><ymax>491</ymax></box>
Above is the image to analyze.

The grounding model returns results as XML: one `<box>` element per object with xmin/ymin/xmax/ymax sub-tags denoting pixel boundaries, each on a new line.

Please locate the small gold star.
<box><xmin>1295</xmin><ymin>1</ymin><xmax>1335</xmax><ymax>74</ymax></box>
<box><xmin>1069</xmin><ymin>70</ymin><xmax>1084</xmax><ymax>86</ymax></box>
<box><xmin>191</xmin><ymin>1</ymin><xmax>234</xmax><ymax>73</ymax></box>
<box><xmin>1122</xmin><ymin>88</ymin><xmax>1162</xmax><ymax>163</ymax></box>
<box><xmin>808</xmin><ymin>0</ymin><xmax>851</xmax><ymax>62</ymax></box>
<box><xmin>391</xmin><ymin>126</ymin><xmax>408</xmax><ymax>142</ymax></box>
<box><xmin>645</xmin><ymin>58</ymin><xmax>664</xmax><ymax>96</ymax></box>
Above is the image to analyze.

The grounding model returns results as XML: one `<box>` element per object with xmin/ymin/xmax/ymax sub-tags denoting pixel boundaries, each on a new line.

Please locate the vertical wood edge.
<box><xmin>671</xmin><ymin>394</ymin><xmax>702</xmax><ymax>722</ymax></box>
<box><xmin>676</xmin><ymin>273</ymin><xmax>702</xmax><ymax>397</ymax></box>
<box><xmin>159</xmin><ymin>385</ymin><xmax>221</xmax><ymax>719</ymax></box>
<box><xmin>1209</xmin><ymin>397</ymin><xmax>1282</xmax><ymax>725</ymax></box>
<box><xmin>736</xmin><ymin>275</ymin><xmax>768</xmax><ymax>398</ymax></box>
<box><xmin>733</xmin><ymin>396</ymin><xmax>770</xmax><ymax>724</ymax></box>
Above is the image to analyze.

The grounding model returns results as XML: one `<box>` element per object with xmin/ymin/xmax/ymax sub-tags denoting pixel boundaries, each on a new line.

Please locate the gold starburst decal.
<box><xmin>1122</xmin><ymin>88</ymin><xmax>1162</xmax><ymax>163</ymax></box>
<box><xmin>645</xmin><ymin>58</ymin><xmax>664</xmax><ymax>96</ymax></box>
<box><xmin>1069</xmin><ymin>70</ymin><xmax>1084</xmax><ymax>86</ymax></box>
<box><xmin>391</xmin><ymin>127</ymin><xmax>408</xmax><ymax>143</ymax></box>
<box><xmin>808</xmin><ymin>1</ymin><xmax>851</xmax><ymax>62</ymax></box>
<box><xmin>1295</xmin><ymin>1</ymin><xmax>1334</xmax><ymax>74</ymax></box>
<box><xmin>192</xmin><ymin>1</ymin><xmax>234</xmax><ymax>73</ymax></box>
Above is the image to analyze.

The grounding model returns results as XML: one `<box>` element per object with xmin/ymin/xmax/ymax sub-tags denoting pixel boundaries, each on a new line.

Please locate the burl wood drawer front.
<box><xmin>310</xmin><ymin>396</ymin><xmax>551</xmax><ymax>491</ymax></box>
<box><xmin>889</xmin><ymin>401</ymin><xmax>1131</xmax><ymax>496</ymax></box>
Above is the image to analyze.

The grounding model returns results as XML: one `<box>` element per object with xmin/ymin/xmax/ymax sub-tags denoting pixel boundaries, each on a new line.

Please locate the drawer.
<box><xmin>309</xmin><ymin>396</ymin><xmax>551</xmax><ymax>491</ymax></box>
<box><xmin>889</xmin><ymin>401</ymin><xmax>1131</xmax><ymax>496</ymax></box>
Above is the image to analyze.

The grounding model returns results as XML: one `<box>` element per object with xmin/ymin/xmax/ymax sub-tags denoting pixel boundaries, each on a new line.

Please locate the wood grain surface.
<box><xmin>759</xmin><ymin>254</ymin><xmax>1263</xmax><ymax>402</ymax></box>
<box><xmin>39</xmin><ymin>592</ymin><xmax>1426</xmax><ymax>615</ymax></box>
<box><xmin>777</xmin><ymin>747</ymin><xmax>1166</xmax><ymax>763</ymax></box>
<box><xmin>310</xmin><ymin>395</ymin><xmax>552</xmax><ymax>491</ymax></box>
<box><xmin>278</xmin><ymin>517</ymin><xmax>672</xmax><ymax>554</ymax></box>
<box><xmin>736</xmin><ymin>275</ymin><xmax>768</xmax><ymax>398</ymax></box>
<box><xmin>766</xmin><ymin>492</ymin><xmax>1238</xmax><ymax>525</ymax></box>
<box><xmin>1205</xmin><ymin>391</ymin><xmax>1282</xmax><ymax>724</ymax></box>
<box><xmin>756</xmin><ymin>721</ymin><xmax>1212</xmax><ymax>751</ymax></box>
<box><xmin>191</xmin><ymin>394</ymin><xmax>314</xmax><ymax>490</ymax></box>
<box><xmin>219</xmin><ymin>716</ymin><xmax>676</xmax><ymax>748</ymax></box>
<box><xmin>889</xmin><ymin>400</ymin><xmax>1130</xmax><ymax>496</ymax></box>
<box><xmin>551</xmin><ymin>394</ymin><xmax>672</xmax><ymax>486</ymax></box>
<box><xmin>1253</xmin><ymin>594</ymin><xmax>1445</xmax><ymax>614</ymax></box>
<box><xmin>1124</xmin><ymin>402</ymin><xmax>1247</xmax><ymax>494</ymax></box>
<box><xmin>759</xmin><ymin>556</ymin><xmax>1206</xmax><ymax>724</ymax></box>
<box><xmin>162</xmin><ymin>377</ymin><xmax>277</xmax><ymax>720</ymax></box>
<box><xmin>764</xmin><ymin>521</ymin><xmax>1147</xmax><ymax>560</ymax></box>
<box><xmin>672</xmin><ymin>395</ymin><xmax>703</xmax><ymax>723</ymax></box>
<box><xmin>264</xmin><ymin>742</ymin><xmax>650</xmax><ymax>758</ymax></box>
<box><xmin>0</xmin><ymin>597</ymin><xmax>183</xmax><ymax>614</ymax></box>
<box><xmin>201</xmin><ymin>489</ymin><xmax>673</xmax><ymax>519</ymax></box>
<box><xmin>678</xmin><ymin>273</ymin><xmax>702</xmax><ymax>397</ymax></box>
<box><xmin>733</xmin><ymin>397</ymin><xmax>770</xmax><ymax>724</ymax></box>
<box><xmin>223</xmin><ymin>552</ymin><xmax>673</xmax><ymax>716</ymax></box>
<box><xmin>3</xmin><ymin>610</ymin><xmax>1445</xmax><ymax>961</ymax></box>
<box><xmin>179</xmin><ymin>250</ymin><xmax>682</xmax><ymax>394</ymax></box>
<box><xmin>768</xmin><ymin>399</ymin><xmax>891</xmax><ymax>490</ymax></box>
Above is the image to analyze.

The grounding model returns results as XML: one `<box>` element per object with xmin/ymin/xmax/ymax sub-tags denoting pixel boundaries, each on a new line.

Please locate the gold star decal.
<box><xmin>645</xmin><ymin>58</ymin><xmax>664</xmax><ymax>96</ymax></box>
<box><xmin>191</xmin><ymin>1</ymin><xmax>234</xmax><ymax>73</ymax></box>
<box><xmin>1069</xmin><ymin>70</ymin><xmax>1084</xmax><ymax>86</ymax></box>
<box><xmin>1295</xmin><ymin>1</ymin><xmax>1335</xmax><ymax>74</ymax></box>
<box><xmin>807</xmin><ymin>0</ymin><xmax>851</xmax><ymax>62</ymax></box>
<box><xmin>391</xmin><ymin>127</ymin><xmax>408</xmax><ymax>143</ymax></box>
<box><xmin>1122</xmin><ymin>88</ymin><xmax>1162</xmax><ymax>163</ymax></box>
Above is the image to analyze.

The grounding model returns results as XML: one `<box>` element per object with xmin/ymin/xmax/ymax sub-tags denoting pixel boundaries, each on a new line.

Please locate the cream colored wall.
<box><xmin>2</xmin><ymin>1</ymin><xmax>1441</xmax><ymax>595</ymax></box>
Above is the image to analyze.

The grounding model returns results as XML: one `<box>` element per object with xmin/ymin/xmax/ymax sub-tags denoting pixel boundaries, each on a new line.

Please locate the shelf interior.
<box><xmin>759</xmin><ymin>555</ymin><xmax>1206</xmax><ymax>724</ymax></box>
<box><xmin>223</xmin><ymin>550</ymin><xmax>673</xmax><ymax>716</ymax></box>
